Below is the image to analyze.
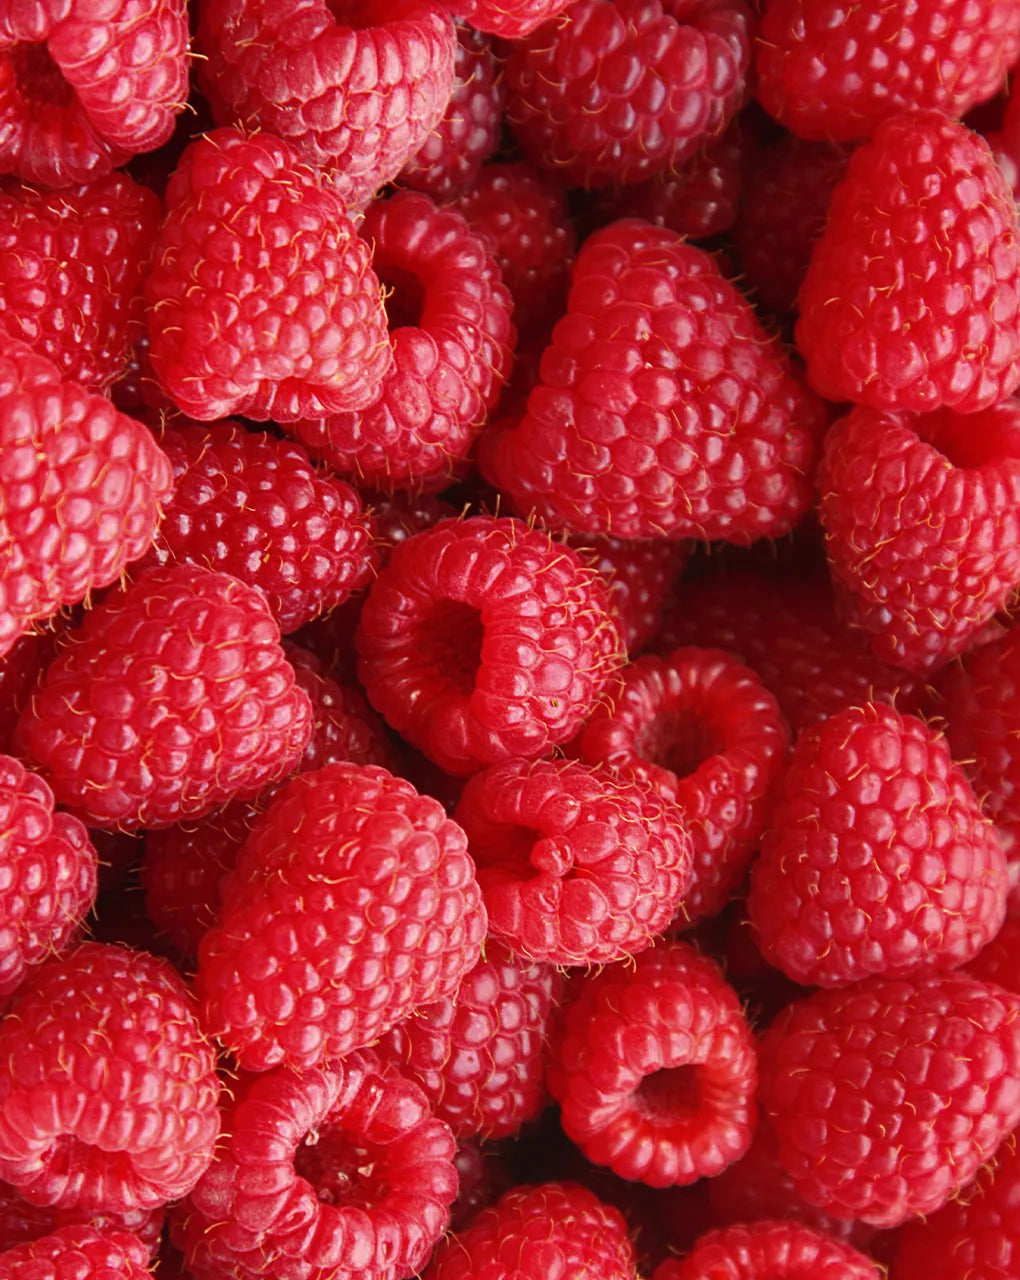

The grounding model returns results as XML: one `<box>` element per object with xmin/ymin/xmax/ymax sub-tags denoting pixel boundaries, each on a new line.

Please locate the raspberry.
<box><xmin>488</xmin><ymin>220</ymin><xmax>827</xmax><ymax>542</ymax></box>
<box><xmin>196</xmin><ymin>0</ymin><xmax>456</xmax><ymax>209</ymax></box>
<box><xmin>755</xmin><ymin>0</ymin><xmax>1020</xmax><ymax>143</ymax></box>
<box><xmin>758</xmin><ymin>972</ymin><xmax>1020</xmax><ymax>1226</ymax></box>
<box><xmin>173</xmin><ymin>1050</ymin><xmax>457</xmax><ymax>1280</ymax></box>
<box><xmin>748</xmin><ymin>702</ymin><xmax>1008</xmax><ymax>987</ymax></box>
<box><xmin>356</xmin><ymin>515</ymin><xmax>623</xmax><ymax>775</ymax></box>
<box><xmin>0</xmin><ymin>942</ymin><xmax>220</xmax><ymax>1212</ymax></box>
<box><xmin>195</xmin><ymin>761</ymin><xmax>486</xmax><ymax>1072</ymax></box>
<box><xmin>796</xmin><ymin>112</ymin><xmax>1020</xmax><ymax>414</ymax></box>
<box><xmin>989</xmin><ymin>78</ymin><xmax>1020</xmax><ymax>197</ymax></box>
<box><xmin>575</xmin><ymin>647</ymin><xmax>789</xmax><ymax>924</ymax></box>
<box><xmin>287</xmin><ymin>190</ymin><xmax>515</xmax><ymax>493</ymax></box>
<box><xmin>504</xmin><ymin>0</ymin><xmax>753</xmax><ymax>188</ymax></box>
<box><xmin>144</xmin><ymin>128</ymin><xmax>392</xmax><ymax>423</ymax></box>
<box><xmin>0</xmin><ymin>629</ymin><xmax>61</xmax><ymax>757</ymax></box>
<box><xmin>0</xmin><ymin>1227</ymin><xmax>150</xmax><ymax>1280</ymax></box>
<box><xmin>454</xmin><ymin>758</ymin><xmax>692</xmax><ymax>965</ymax></box>
<box><xmin>818</xmin><ymin>400</ymin><xmax>1020</xmax><ymax>674</ymax></box>
<box><xmin>547</xmin><ymin>939</ymin><xmax>758</xmax><ymax>1187</ymax></box>
<box><xmin>445</xmin><ymin>0</ymin><xmax>572</xmax><ymax>37</ymax></box>
<box><xmin>653</xmin><ymin>1220</ymin><xmax>882</xmax><ymax>1280</ymax></box>
<box><xmin>570</xmin><ymin>534</ymin><xmax>689</xmax><ymax>655</ymax></box>
<box><xmin>0</xmin><ymin>1184</ymin><xmax>163</xmax><ymax>1259</ymax></box>
<box><xmin>0</xmin><ymin>0</ymin><xmax>189</xmax><ymax>188</ymax></box>
<box><xmin>15</xmin><ymin>564</ymin><xmax>314</xmax><ymax>831</ymax></box>
<box><xmin>968</xmin><ymin>910</ymin><xmax>1020</xmax><ymax>992</ymax></box>
<box><xmin>0</xmin><ymin>342</ymin><xmax>174</xmax><ymax>660</ymax></box>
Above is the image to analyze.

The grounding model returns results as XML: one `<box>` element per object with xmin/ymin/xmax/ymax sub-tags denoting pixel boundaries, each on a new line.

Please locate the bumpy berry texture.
<box><xmin>145</xmin><ymin>128</ymin><xmax>391</xmax><ymax>423</ymax></box>
<box><xmin>548</xmin><ymin>940</ymin><xmax>758</xmax><ymax>1187</ymax></box>
<box><xmin>196</xmin><ymin>0</ymin><xmax>456</xmax><ymax>209</ymax></box>
<box><xmin>447</xmin><ymin>0</ymin><xmax>572</xmax><ymax>37</ymax></box>
<box><xmin>505</xmin><ymin>0</ymin><xmax>752</xmax><ymax>188</ymax></box>
<box><xmin>818</xmin><ymin>400</ymin><xmax>1020</xmax><ymax>673</ymax></box>
<box><xmin>0</xmin><ymin>631</ymin><xmax>61</xmax><ymax>756</ymax></box>
<box><xmin>455</xmin><ymin>758</ymin><xmax>692</xmax><ymax>965</ymax></box>
<box><xmin>0</xmin><ymin>943</ymin><xmax>220</xmax><ymax>1212</ymax></box>
<box><xmin>196</xmin><ymin>762</ymin><xmax>486</xmax><ymax>1071</ymax></box>
<box><xmin>16</xmin><ymin>564</ymin><xmax>313</xmax><ymax>831</ymax></box>
<box><xmin>654</xmin><ymin>1219</ymin><xmax>881</xmax><ymax>1280</ymax></box>
<box><xmin>356</xmin><ymin>516</ymin><xmax>623</xmax><ymax>776</ymax></box>
<box><xmin>0</xmin><ymin>0</ymin><xmax>189</xmax><ymax>187</ymax></box>
<box><xmin>570</xmin><ymin>534</ymin><xmax>689</xmax><ymax>655</ymax></box>
<box><xmin>174</xmin><ymin>1051</ymin><xmax>457</xmax><ymax>1280</ymax></box>
<box><xmin>758</xmin><ymin>972</ymin><xmax>1020</xmax><ymax>1226</ymax></box>
<box><xmin>968</xmin><ymin>910</ymin><xmax>1020</xmax><ymax>993</ymax></box>
<box><xmin>489</xmin><ymin>220</ymin><xmax>827</xmax><ymax>542</ymax></box>
<box><xmin>796</xmin><ymin>112</ymin><xmax>1020</xmax><ymax>414</ymax></box>
<box><xmin>0</xmin><ymin>1173</ymin><xmax>164</xmax><ymax>1257</ymax></box>
<box><xmin>0</xmin><ymin>1226</ymin><xmax>150</xmax><ymax>1280</ymax></box>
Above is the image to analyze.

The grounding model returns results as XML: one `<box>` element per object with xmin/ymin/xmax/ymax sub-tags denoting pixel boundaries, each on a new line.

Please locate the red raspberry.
<box><xmin>0</xmin><ymin>629</ymin><xmax>62</xmax><ymax>758</ymax></box>
<box><xmin>444</xmin><ymin>0</ymin><xmax>572</xmax><ymax>37</ymax></box>
<box><xmin>0</xmin><ymin>342</ymin><xmax>174</xmax><ymax>660</ymax></box>
<box><xmin>748</xmin><ymin>702</ymin><xmax>1008</xmax><ymax>987</ymax></box>
<box><xmin>0</xmin><ymin>1186</ymin><xmax>162</xmax><ymax>1259</ymax></box>
<box><xmin>968</xmin><ymin>911</ymin><xmax>1020</xmax><ymax>992</ymax></box>
<box><xmin>547</xmin><ymin>940</ymin><xmax>758</xmax><ymax>1187</ymax></box>
<box><xmin>0</xmin><ymin>1227</ymin><xmax>150</xmax><ymax>1280</ymax></box>
<box><xmin>356</xmin><ymin>515</ymin><xmax>623</xmax><ymax>775</ymax></box>
<box><xmin>570</xmin><ymin>534</ymin><xmax>689</xmax><ymax>655</ymax></box>
<box><xmin>287</xmin><ymin>190</ymin><xmax>515</xmax><ymax>493</ymax></box>
<box><xmin>144</xmin><ymin>128</ymin><xmax>391</xmax><ymax>423</ymax></box>
<box><xmin>0</xmin><ymin>943</ymin><xmax>220</xmax><ymax>1212</ymax></box>
<box><xmin>755</xmin><ymin>0</ymin><xmax>1020</xmax><ymax>143</ymax></box>
<box><xmin>575</xmin><ymin>647</ymin><xmax>790</xmax><ymax>924</ymax></box>
<box><xmin>653</xmin><ymin>1220</ymin><xmax>881</xmax><ymax>1280</ymax></box>
<box><xmin>15</xmin><ymin>564</ymin><xmax>314</xmax><ymax>831</ymax></box>
<box><xmin>196</xmin><ymin>761</ymin><xmax>486</xmax><ymax>1071</ymax></box>
<box><xmin>989</xmin><ymin>79</ymin><xmax>1020</xmax><ymax>197</ymax></box>
<box><xmin>0</xmin><ymin>0</ymin><xmax>188</xmax><ymax>188</ymax></box>
<box><xmin>196</xmin><ymin>0</ymin><xmax>456</xmax><ymax>209</ymax></box>
<box><xmin>421</xmin><ymin>1181</ymin><xmax>639</xmax><ymax>1280</ymax></box>
<box><xmin>488</xmin><ymin>220</ymin><xmax>827</xmax><ymax>542</ymax></box>
<box><xmin>455</xmin><ymin>758</ymin><xmax>692</xmax><ymax>965</ymax></box>
<box><xmin>796</xmin><ymin>112</ymin><xmax>1020</xmax><ymax>414</ymax></box>
<box><xmin>758</xmin><ymin>972</ymin><xmax>1020</xmax><ymax>1226</ymax></box>
<box><xmin>504</xmin><ymin>1</ymin><xmax>752</xmax><ymax>188</ymax></box>
<box><xmin>174</xmin><ymin>1051</ymin><xmax>457</xmax><ymax>1280</ymax></box>
<box><xmin>818</xmin><ymin>400</ymin><xmax>1020</xmax><ymax>674</ymax></box>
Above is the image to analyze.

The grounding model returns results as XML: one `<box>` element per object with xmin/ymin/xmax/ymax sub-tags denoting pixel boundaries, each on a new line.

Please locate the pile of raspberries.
<box><xmin>6</xmin><ymin>0</ymin><xmax>1020</xmax><ymax>1277</ymax></box>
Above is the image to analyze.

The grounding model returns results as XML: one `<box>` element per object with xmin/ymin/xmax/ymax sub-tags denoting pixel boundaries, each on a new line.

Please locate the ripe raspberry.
<box><xmin>488</xmin><ymin>220</ymin><xmax>827</xmax><ymax>542</ymax></box>
<box><xmin>196</xmin><ymin>0</ymin><xmax>456</xmax><ymax>209</ymax></box>
<box><xmin>0</xmin><ymin>0</ymin><xmax>189</xmax><ymax>188</ymax></box>
<box><xmin>547</xmin><ymin>940</ymin><xmax>758</xmax><ymax>1187</ymax></box>
<box><xmin>758</xmin><ymin>972</ymin><xmax>1020</xmax><ymax>1226</ymax></box>
<box><xmin>570</xmin><ymin>534</ymin><xmax>689</xmax><ymax>654</ymax></box>
<box><xmin>0</xmin><ymin>1227</ymin><xmax>150</xmax><ymax>1280</ymax></box>
<box><xmin>0</xmin><ymin>342</ymin><xmax>174</xmax><ymax>660</ymax></box>
<box><xmin>796</xmin><ymin>112</ymin><xmax>1020</xmax><ymax>414</ymax></box>
<box><xmin>0</xmin><ymin>629</ymin><xmax>62</xmax><ymax>756</ymax></box>
<box><xmin>455</xmin><ymin>758</ymin><xmax>692</xmax><ymax>965</ymax></box>
<box><xmin>505</xmin><ymin>0</ymin><xmax>752</xmax><ymax>188</ymax></box>
<box><xmin>654</xmin><ymin>1220</ymin><xmax>882</xmax><ymax>1280</ymax></box>
<box><xmin>287</xmin><ymin>190</ymin><xmax>514</xmax><ymax>493</ymax></box>
<box><xmin>144</xmin><ymin>128</ymin><xmax>391</xmax><ymax>423</ymax></box>
<box><xmin>174</xmin><ymin>1051</ymin><xmax>457</xmax><ymax>1280</ymax></box>
<box><xmin>968</xmin><ymin>910</ymin><xmax>1020</xmax><ymax>993</ymax></box>
<box><xmin>421</xmin><ymin>1181</ymin><xmax>639</xmax><ymax>1280</ymax></box>
<box><xmin>989</xmin><ymin>78</ymin><xmax>1020</xmax><ymax>197</ymax></box>
<box><xmin>818</xmin><ymin>400</ymin><xmax>1020</xmax><ymax>674</ymax></box>
<box><xmin>0</xmin><ymin>943</ymin><xmax>220</xmax><ymax>1212</ymax></box>
<box><xmin>0</xmin><ymin>1185</ymin><xmax>162</xmax><ymax>1259</ymax></box>
<box><xmin>16</xmin><ymin>564</ymin><xmax>314</xmax><ymax>831</ymax></box>
<box><xmin>755</xmin><ymin>0</ymin><xmax>1020</xmax><ymax>143</ymax></box>
<box><xmin>196</xmin><ymin>761</ymin><xmax>486</xmax><ymax>1071</ymax></box>
<box><xmin>444</xmin><ymin>0</ymin><xmax>572</xmax><ymax>37</ymax></box>
<box><xmin>575</xmin><ymin>647</ymin><xmax>789</xmax><ymax>923</ymax></box>
<box><xmin>356</xmin><ymin>516</ymin><xmax>623</xmax><ymax>775</ymax></box>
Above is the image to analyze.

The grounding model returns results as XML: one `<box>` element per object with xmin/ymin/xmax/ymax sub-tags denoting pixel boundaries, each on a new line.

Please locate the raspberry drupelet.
<box><xmin>0</xmin><ymin>1179</ymin><xmax>164</xmax><ymax>1258</ymax></box>
<box><xmin>653</xmin><ymin>1219</ymin><xmax>882</xmax><ymax>1280</ymax></box>
<box><xmin>445</xmin><ymin>0</ymin><xmax>573</xmax><ymax>37</ymax></box>
<box><xmin>0</xmin><ymin>1227</ymin><xmax>151</xmax><ymax>1280</ymax></box>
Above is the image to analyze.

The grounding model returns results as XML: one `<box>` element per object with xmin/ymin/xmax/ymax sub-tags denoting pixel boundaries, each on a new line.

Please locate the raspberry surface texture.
<box><xmin>447</xmin><ymin>0</ymin><xmax>572</xmax><ymax>37</ymax></box>
<box><xmin>654</xmin><ymin>1219</ymin><xmax>881</xmax><ymax>1279</ymax></box>
<box><xmin>0</xmin><ymin>1226</ymin><xmax>150</xmax><ymax>1280</ymax></box>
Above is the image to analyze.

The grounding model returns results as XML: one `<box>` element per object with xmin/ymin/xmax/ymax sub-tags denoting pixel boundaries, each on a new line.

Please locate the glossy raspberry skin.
<box><xmin>759</xmin><ymin>972</ymin><xmax>1020</xmax><ymax>1226</ymax></box>
<box><xmin>548</xmin><ymin>940</ymin><xmax>758</xmax><ymax>1187</ymax></box>
<box><xmin>174</xmin><ymin>1051</ymin><xmax>457</xmax><ymax>1280</ymax></box>
<box><xmin>445</xmin><ymin>0</ymin><xmax>571</xmax><ymax>37</ymax></box>
<box><xmin>0</xmin><ymin>632</ymin><xmax>60</xmax><ymax>756</ymax></box>
<box><xmin>968</xmin><ymin>912</ymin><xmax>1020</xmax><ymax>993</ymax></box>
<box><xmin>0</xmin><ymin>943</ymin><xmax>220</xmax><ymax>1212</ymax></box>
<box><xmin>490</xmin><ymin>220</ymin><xmax>828</xmax><ymax>542</ymax></box>
<box><xmin>145</xmin><ymin>128</ymin><xmax>391</xmax><ymax>423</ymax></box>
<box><xmin>571</xmin><ymin>534</ymin><xmax>688</xmax><ymax>654</ymax></box>
<box><xmin>196</xmin><ymin>0</ymin><xmax>456</xmax><ymax>209</ymax></box>
<box><xmin>16</xmin><ymin>564</ymin><xmax>314</xmax><ymax>831</ymax></box>
<box><xmin>0</xmin><ymin>1178</ymin><xmax>163</xmax><ymax>1258</ymax></box>
<box><xmin>797</xmin><ymin>112</ymin><xmax>1020</xmax><ymax>414</ymax></box>
<box><xmin>655</xmin><ymin>1220</ymin><xmax>881</xmax><ymax>1280</ymax></box>
<box><xmin>505</xmin><ymin>0</ymin><xmax>752</xmax><ymax>189</ymax></box>
<box><xmin>196</xmin><ymin>762</ymin><xmax>486</xmax><ymax>1072</ymax></box>
<box><xmin>0</xmin><ymin>1227</ymin><xmax>150</xmax><ymax>1280</ymax></box>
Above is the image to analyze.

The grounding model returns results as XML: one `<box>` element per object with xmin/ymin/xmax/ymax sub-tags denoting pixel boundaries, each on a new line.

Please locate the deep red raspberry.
<box><xmin>797</xmin><ymin>112</ymin><xmax>1020</xmax><ymax>414</ymax></box>
<box><xmin>448</xmin><ymin>1139</ymin><xmax>513</xmax><ymax>1232</ymax></box>
<box><xmin>0</xmin><ymin>629</ymin><xmax>62</xmax><ymax>756</ymax></box>
<box><xmin>284</xmin><ymin>642</ymin><xmax>398</xmax><ymax>773</ymax></box>
<box><xmin>0</xmin><ymin>0</ymin><xmax>188</xmax><ymax>188</ymax></box>
<box><xmin>145</xmin><ymin>128</ymin><xmax>391</xmax><ymax>423</ymax></box>
<box><xmin>989</xmin><ymin>78</ymin><xmax>1020</xmax><ymax>198</ymax></box>
<box><xmin>548</xmin><ymin>939</ymin><xmax>758</xmax><ymax>1187</ymax></box>
<box><xmin>505</xmin><ymin>0</ymin><xmax>752</xmax><ymax>188</ymax></box>
<box><xmin>16</xmin><ymin>564</ymin><xmax>314</xmax><ymax>831</ymax></box>
<box><xmin>0</xmin><ymin>943</ymin><xmax>220</xmax><ymax>1212</ymax></box>
<box><xmin>489</xmin><ymin>220</ymin><xmax>828</xmax><ymax>542</ymax></box>
<box><xmin>0</xmin><ymin>1227</ymin><xmax>150</xmax><ymax>1280</ymax></box>
<box><xmin>758</xmin><ymin>972</ymin><xmax>1020</xmax><ymax>1226</ymax></box>
<box><xmin>196</xmin><ymin>0</ymin><xmax>456</xmax><ymax>209</ymax></box>
<box><xmin>444</xmin><ymin>0</ymin><xmax>572</xmax><ymax>37</ymax></box>
<box><xmin>968</xmin><ymin>910</ymin><xmax>1020</xmax><ymax>993</ymax></box>
<box><xmin>455</xmin><ymin>758</ymin><xmax>692</xmax><ymax>965</ymax></box>
<box><xmin>654</xmin><ymin>1220</ymin><xmax>881</xmax><ymax>1280</ymax></box>
<box><xmin>570</xmin><ymin>534</ymin><xmax>689</xmax><ymax>655</ymax></box>
<box><xmin>0</xmin><ymin>1184</ymin><xmax>163</xmax><ymax>1259</ymax></box>
<box><xmin>174</xmin><ymin>1051</ymin><xmax>457</xmax><ymax>1280</ymax></box>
